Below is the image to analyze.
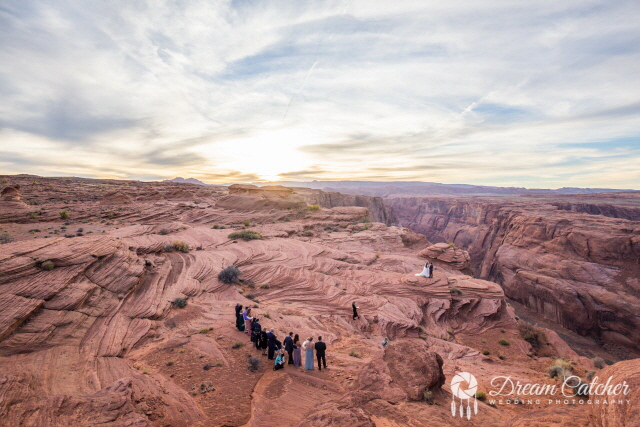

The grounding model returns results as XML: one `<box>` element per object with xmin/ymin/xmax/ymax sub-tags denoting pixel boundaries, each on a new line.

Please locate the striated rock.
<box><xmin>101</xmin><ymin>191</ymin><xmax>133</xmax><ymax>204</ymax></box>
<box><xmin>383</xmin><ymin>341</ymin><xmax>445</xmax><ymax>400</ymax></box>
<box><xmin>589</xmin><ymin>359</ymin><xmax>640</xmax><ymax>427</ymax></box>
<box><xmin>296</xmin><ymin>187</ymin><xmax>398</xmax><ymax>225</ymax></box>
<box><xmin>418</xmin><ymin>242</ymin><xmax>472</xmax><ymax>273</ymax></box>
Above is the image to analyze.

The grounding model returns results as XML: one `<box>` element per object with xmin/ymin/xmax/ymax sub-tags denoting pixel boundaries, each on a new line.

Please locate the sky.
<box><xmin>1</xmin><ymin>0</ymin><xmax>640</xmax><ymax>189</ymax></box>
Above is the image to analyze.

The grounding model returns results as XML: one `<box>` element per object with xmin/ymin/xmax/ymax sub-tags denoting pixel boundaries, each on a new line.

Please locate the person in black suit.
<box><xmin>315</xmin><ymin>336</ymin><xmax>327</xmax><ymax>371</ymax></box>
<box><xmin>267</xmin><ymin>328</ymin><xmax>278</xmax><ymax>360</ymax></box>
<box><xmin>429</xmin><ymin>263</ymin><xmax>434</xmax><ymax>278</ymax></box>
<box><xmin>352</xmin><ymin>302</ymin><xmax>360</xmax><ymax>320</ymax></box>
<box><xmin>283</xmin><ymin>332</ymin><xmax>294</xmax><ymax>364</ymax></box>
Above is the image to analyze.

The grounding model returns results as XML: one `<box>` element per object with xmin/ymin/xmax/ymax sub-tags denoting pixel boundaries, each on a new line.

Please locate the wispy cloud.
<box><xmin>1</xmin><ymin>0</ymin><xmax>640</xmax><ymax>188</ymax></box>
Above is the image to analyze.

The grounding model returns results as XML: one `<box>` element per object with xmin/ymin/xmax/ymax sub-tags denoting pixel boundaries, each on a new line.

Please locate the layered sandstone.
<box><xmin>388</xmin><ymin>195</ymin><xmax>640</xmax><ymax>358</ymax></box>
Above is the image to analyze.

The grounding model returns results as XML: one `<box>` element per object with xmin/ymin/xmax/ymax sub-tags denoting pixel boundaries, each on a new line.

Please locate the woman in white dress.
<box><xmin>415</xmin><ymin>262</ymin><xmax>431</xmax><ymax>277</ymax></box>
<box><xmin>302</xmin><ymin>337</ymin><xmax>315</xmax><ymax>370</ymax></box>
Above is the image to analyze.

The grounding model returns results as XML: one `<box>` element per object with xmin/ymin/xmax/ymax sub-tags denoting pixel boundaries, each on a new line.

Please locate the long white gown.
<box><xmin>415</xmin><ymin>264</ymin><xmax>431</xmax><ymax>277</ymax></box>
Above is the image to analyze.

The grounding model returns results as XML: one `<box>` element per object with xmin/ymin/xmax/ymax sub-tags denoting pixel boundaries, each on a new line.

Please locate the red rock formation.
<box><xmin>418</xmin><ymin>242</ymin><xmax>472</xmax><ymax>273</ymax></box>
<box><xmin>389</xmin><ymin>195</ymin><xmax>640</xmax><ymax>357</ymax></box>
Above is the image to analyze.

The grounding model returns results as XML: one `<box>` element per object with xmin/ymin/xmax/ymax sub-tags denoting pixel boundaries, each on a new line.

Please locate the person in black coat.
<box><xmin>315</xmin><ymin>336</ymin><xmax>327</xmax><ymax>371</ymax></box>
<box><xmin>429</xmin><ymin>263</ymin><xmax>434</xmax><ymax>278</ymax></box>
<box><xmin>352</xmin><ymin>302</ymin><xmax>360</xmax><ymax>320</ymax></box>
<box><xmin>266</xmin><ymin>329</ymin><xmax>278</xmax><ymax>360</ymax></box>
<box><xmin>283</xmin><ymin>332</ymin><xmax>294</xmax><ymax>364</ymax></box>
<box><xmin>235</xmin><ymin>304</ymin><xmax>245</xmax><ymax>331</ymax></box>
<box><xmin>259</xmin><ymin>328</ymin><xmax>268</xmax><ymax>356</ymax></box>
<box><xmin>251</xmin><ymin>318</ymin><xmax>262</xmax><ymax>348</ymax></box>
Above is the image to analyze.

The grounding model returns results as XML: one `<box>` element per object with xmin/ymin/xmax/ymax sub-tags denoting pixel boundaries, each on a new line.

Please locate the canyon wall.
<box><xmin>388</xmin><ymin>195</ymin><xmax>640</xmax><ymax>356</ymax></box>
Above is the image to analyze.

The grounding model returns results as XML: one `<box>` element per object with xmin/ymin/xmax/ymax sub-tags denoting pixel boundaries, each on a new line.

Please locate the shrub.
<box><xmin>28</xmin><ymin>212</ymin><xmax>38</xmax><ymax>220</ymax></box>
<box><xmin>482</xmin><ymin>349</ymin><xmax>490</xmax><ymax>355</ymax></box>
<box><xmin>166</xmin><ymin>361</ymin><xmax>174</xmax><ymax>366</ymax></box>
<box><xmin>307</xmin><ymin>204</ymin><xmax>321</xmax><ymax>211</ymax></box>
<box><xmin>498</xmin><ymin>338</ymin><xmax>510</xmax><ymax>346</ymax></box>
<box><xmin>586</xmin><ymin>370</ymin><xmax>596</xmax><ymax>381</ymax></box>
<box><xmin>242</xmin><ymin>220</ymin><xmax>251</xmax><ymax>227</ymax></box>
<box><xmin>476</xmin><ymin>391</ymin><xmax>487</xmax><ymax>401</ymax></box>
<box><xmin>260</xmin><ymin>284</ymin><xmax>270</xmax><ymax>289</ymax></box>
<box><xmin>198</xmin><ymin>328</ymin><xmax>210</xmax><ymax>334</ymax></box>
<box><xmin>228</xmin><ymin>230</ymin><xmax>263</xmax><ymax>241</ymax></box>
<box><xmin>548</xmin><ymin>365</ymin><xmax>569</xmax><ymax>379</ymax></box>
<box><xmin>59</xmin><ymin>211</ymin><xmax>69</xmax><ymax>219</ymax></box>
<box><xmin>302</xmin><ymin>231</ymin><xmax>314</xmax><ymax>237</ymax></box>
<box><xmin>172</xmin><ymin>241</ymin><xmax>190</xmax><ymax>253</ymax></box>
<box><xmin>553</xmin><ymin>358</ymin><xmax>574</xmax><ymax>370</ymax></box>
<box><xmin>38</xmin><ymin>260</ymin><xmax>55</xmax><ymax>271</ymax></box>
<box><xmin>232</xmin><ymin>341</ymin><xmax>244</xmax><ymax>349</ymax></box>
<box><xmin>212</xmin><ymin>224</ymin><xmax>227</xmax><ymax>229</ymax></box>
<box><xmin>360</xmin><ymin>216</ymin><xmax>371</xmax><ymax>223</ymax></box>
<box><xmin>592</xmin><ymin>356</ymin><xmax>606</xmax><ymax>369</ymax></box>
<box><xmin>248</xmin><ymin>356</ymin><xmax>261</xmax><ymax>372</ymax></box>
<box><xmin>520</xmin><ymin>322</ymin><xmax>546</xmax><ymax>348</ymax></box>
<box><xmin>0</xmin><ymin>232</ymin><xmax>13</xmax><ymax>244</ymax></box>
<box><xmin>500</xmin><ymin>328</ymin><xmax>505</xmax><ymax>333</ymax></box>
<box><xmin>173</xmin><ymin>298</ymin><xmax>188</xmax><ymax>308</ymax></box>
<box><xmin>449</xmin><ymin>287</ymin><xmax>462</xmax><ymax>295</ymax></box>
<box><xmin>215</xmin><ymin>360</ymin><xmax>223</xmax><ymax>367</ymax></box>
<box><xmin>349</xmin><ymin>349</ymin><xmax>361</xmax><ymax>358</ymax></box>
<box><xmin>263</xmin><ymin>313</ymin><xmax>271</xmax><ymax>319</ymax></box>
<box><xmin>218</xmin><ymin>265</ymin><xmax>241</xmax><ymax>284</ymax></box>
<box><xmin>498</xmin><ymin>354</ymin><xmax>506</xmax><ymax>360</ymax></box>
<box><xmin>423</xmin><ymin>390</ymin><xmax>434</xmax><ymax>403</ymax></box>
<box><xmin>245</xmin><ymin>293</ymin><xmax>255</xmax><ymax>300</ymax></box>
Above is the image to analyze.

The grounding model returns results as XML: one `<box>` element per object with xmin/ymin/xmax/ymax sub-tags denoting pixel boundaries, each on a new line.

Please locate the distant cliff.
<box><xmin>388</xmin><ymin>195</ymin><xmax>640</xmax><ymax>357</ymax></box>
<box><xmin>294</xmin><ymin>187</ymin><xmax>398</xmax><ymax>225</ymax></box>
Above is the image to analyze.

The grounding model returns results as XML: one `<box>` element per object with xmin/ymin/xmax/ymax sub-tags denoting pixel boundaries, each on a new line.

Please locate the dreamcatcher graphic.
<box><xmin>450</xmin><ymin>372</ymin><xmax>479</xmax><ymax>420</ymax></box>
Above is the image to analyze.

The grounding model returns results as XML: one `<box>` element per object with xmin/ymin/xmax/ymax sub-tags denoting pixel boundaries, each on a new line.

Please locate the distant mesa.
<box><xmin>163</xmin><ymin>177</ymin><xmax>208</xmax><ymax>186</ymax></box>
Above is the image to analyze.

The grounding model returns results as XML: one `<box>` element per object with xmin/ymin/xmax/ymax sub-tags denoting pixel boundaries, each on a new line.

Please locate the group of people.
<box><xmin>415</xmin><ymin>262</ymin><xmax>435</xmax><ymax>278</ymax></box>
<box><xmin>234</xmin><ymin>304</ymin><xmax>329</xmax><ymax>371</ymax></box>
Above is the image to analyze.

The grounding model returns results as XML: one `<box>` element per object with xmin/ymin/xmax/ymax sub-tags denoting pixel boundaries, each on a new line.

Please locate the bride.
<box><xmin>415</xmin><ymin>262</ymin><xmax>431</xmax><ymax>278</ymax></box>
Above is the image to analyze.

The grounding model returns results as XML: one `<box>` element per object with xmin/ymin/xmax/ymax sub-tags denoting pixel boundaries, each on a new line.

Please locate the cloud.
<box><xmin>0</xmin><ymin>0</ymin><xmax>639</xmax><ymax>188</ymax></box>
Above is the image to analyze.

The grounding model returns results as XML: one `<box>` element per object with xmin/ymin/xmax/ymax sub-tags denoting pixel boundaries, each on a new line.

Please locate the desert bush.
<box><xmin>553</xmin><ymin>358</ymin><xmax>574</xmax><ymax>370</ymax></box>
<box><xmin>307</xmin><ymin>204</ymin><xmax>321</xmax><ymax>211</ymax></box>
<box><xmin>158</xmin><ymin>228</ymin><xmax>170</xmax><ymax>235</ymax></box>
<box><xmin>245</xmin><ymin>293</ymin><xmax>255</xmax><ymax>300</ymax></box>
<box><xmin>263</xmin><ymin>313</ymin><xmax>271</xmax><ymax>319</ymax></box>
<box><xmin>449</xmin><ymin>287</ymin><xmax>462</xmax><ymax>295</ymax></box>
<box><xmin>498</xmin><ymin>338</ymin><xmax>510</xmax><ymax>346</ymax></box>
<box><xmin>28</xmin><ymin>212</ymin><xmax>38</xmax><ymax>220</ymax></box>
<box><xmin>232</xmin><ymin>341</ymin><xmax>244</xmax><ymax>349</ymax></box>
<box><xmin>228</xmin><ymin>230</ymin><xmax>263</xmax><ymax>241</ymax></box>
<box><xmin>59</xmin><ymin>211</ymin><xmax>69</xmax><ymax>219</ymax></box>
<box><xmin>248</xmin><ymin>356</ymin><xmax>261</xmax><ymax>372</ymax></box>
<box><xmin>0</xmin><ymin>232</ymin><xmax>13</xmax><ymax>244</ymax></box>
<box><xmin>548</xmin><ymin>365</ymin><xmax>570</xmax><ymax>379</ymax></box>
<box><xmin>520</xmin><ymin>322</ymin><xmax>546</xmax><ymax>348</ymax></box>
<box><xmin>349</xmin><ymin>349</ymin><xmax>361</xmax><ymax>358</ymax></box>
<box><xmin>218</xmin><ymin>265</ymin><xmax>241</xmax><ymax>284</ymax></box>
<box><xmin>39</xmin><ymin>260</ymin><xmax>55</xmax><ymax>271</ymax></box>
<box><xmin>476</xmin><ymin>391</ymin><xmax>487</xmax><ymax>401</ymax></box>
<box><xmin>302</xmin><ymin>231</ymin><xmax>314</xmax><ymax>237</ymax></box>
<box><xmin>423</xmin><ymin>390</ymin><xmax>434</xmax><ymax>403</ymax></box>
<box><xmin>166</xmin><ymin>361</ymin><xmax>174</xmax><ymax>366</ymax></box>
<box><xmin>592</xmin><ymin>356</ymin><xmax>606</xmax><ymax>369</ymax></box>
<box><xmin>242</xmin><ymin>220</ymin><xmax>251</xmax><ymax>227</ymax></box>
<box><xmin>260</xmin><ymin>284</ymin><xmax>270</xmax><ymax>289</ymax></box>
<box><xmin>482</xmin><ymin>349</ymin><xmax>490</xmax><ymax>355</ymax></box>
<box><xmin>360</xmin><ymin>216</ymin><xmax>371</xmax><ymax>223</ymax></box>
<box><xmin>212</xmin><ymin>224</ymin><xmax>227</xmax><ymax>229</ymax></box>
<box><xmin>172</xmin><ymin>240</ymin><xmax>190</xmax><ymax>253</ymax></box>
<box><xmin>173</xmin><ymin>298</ymin><xmax>188</xmax><ymax>308</ymax></box>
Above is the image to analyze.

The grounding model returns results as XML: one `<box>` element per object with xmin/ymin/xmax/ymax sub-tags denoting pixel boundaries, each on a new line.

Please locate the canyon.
<box><xmin>0</xmin><ymin>176</ymin><xmax>637</xmax><ymax>426</ymax></box>
<box><xmin>388</xmin><ymin>193</ymin><xmax>640</xmax><ymax>360</ymax></box>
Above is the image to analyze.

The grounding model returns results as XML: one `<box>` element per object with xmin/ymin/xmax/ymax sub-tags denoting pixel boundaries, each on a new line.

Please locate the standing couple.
<box><xmin>415</xmin><ymin>262</ymin><xmax>434</xmax><ymax>278</ymax></box>
<box><xmin>300</xmin><ymin>336</ymin><xmax>327</xmax><ymax>371</ymax></box>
